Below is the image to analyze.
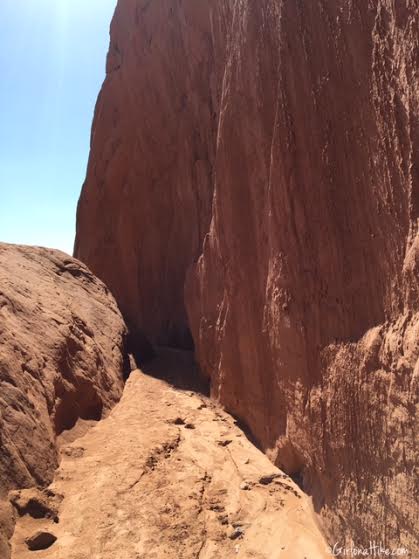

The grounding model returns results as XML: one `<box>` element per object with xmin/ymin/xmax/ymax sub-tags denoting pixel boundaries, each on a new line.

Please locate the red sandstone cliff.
<box><xmin>75</xmin><ymin>0</ymin><xmax>419</xmax><ymax>553</ymax></box>
<box><xmin>75</xmin><ymin>0</ymin><xmax>230</xmax><ymax>349</ymax></box>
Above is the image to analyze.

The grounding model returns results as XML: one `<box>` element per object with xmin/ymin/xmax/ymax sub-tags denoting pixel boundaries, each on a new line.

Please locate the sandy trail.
<box><xmin>11</xmin><ymin>350</ymin><xmax>329</xmax><ymax>559</ymax></box>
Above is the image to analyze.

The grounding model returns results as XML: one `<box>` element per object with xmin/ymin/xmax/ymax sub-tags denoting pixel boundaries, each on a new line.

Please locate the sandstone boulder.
<box><xmin>0</xmin><ymin>243</ymin><xmax>127</xmax><ymax>555</ymax></box>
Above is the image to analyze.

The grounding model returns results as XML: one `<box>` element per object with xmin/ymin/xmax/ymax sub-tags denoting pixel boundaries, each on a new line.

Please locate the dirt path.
<box><xmin>11</xmin><ymin>350</ymin><xmax>329</xmax><ymax>559</ymax></box>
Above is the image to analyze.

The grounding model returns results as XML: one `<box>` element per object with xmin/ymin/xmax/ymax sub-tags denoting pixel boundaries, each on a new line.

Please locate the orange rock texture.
<box><xmin>0</xmin><ymin>244</ymin><xmax>126</xmax><ymax>500</ymax></box>
<box><xmin>10</xmin><ymin>352</ymin><xmax>329</xmax><ymax>559</ymax></box>
<box><xmin>75</xmin><ymin>0</ymin><xmax>419</xmax><ymax>552</ymax></box>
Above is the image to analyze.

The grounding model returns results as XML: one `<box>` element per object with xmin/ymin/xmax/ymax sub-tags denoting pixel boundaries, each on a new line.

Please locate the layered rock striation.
<box><xmin>75</xmin><ymin>0</ymin><xmax>419</xmax><ymax>552</ymax></box>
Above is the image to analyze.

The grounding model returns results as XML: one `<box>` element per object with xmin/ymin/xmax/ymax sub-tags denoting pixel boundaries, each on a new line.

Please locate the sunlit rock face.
<box><xmin>0</xmin><ymin>244</ymin><xmax>127</xmax><ymax>492</ymax></box>
<box><xmin>0</xmin><ymin>243</ymin><xmax>127</xmax><ymax>557</ymax></box>
<box><xmin>10</xmin><ymin>354</ymin><xmax>330</xmax><ymax>559</ymax></box>
<box><xmin>75</xmin><ymin>0</ymin><xmax>419</xmax><ymax>552</ymax></box>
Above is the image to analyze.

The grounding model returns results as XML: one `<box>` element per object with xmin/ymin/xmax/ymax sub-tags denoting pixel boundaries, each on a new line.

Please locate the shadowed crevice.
<box><xmin>140</xmin><ymin>347</ymin><xmax>209</xmax><ymax>396</ymax></box>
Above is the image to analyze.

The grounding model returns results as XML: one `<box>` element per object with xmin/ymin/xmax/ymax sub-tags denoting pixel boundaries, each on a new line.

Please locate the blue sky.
<box><xmin>0</xmin><ymin>0</ymin><xmax>116</xmax><ymax>255</ymax></box>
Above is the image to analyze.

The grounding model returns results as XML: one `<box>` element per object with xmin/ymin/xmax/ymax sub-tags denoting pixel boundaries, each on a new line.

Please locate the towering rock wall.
<box><xmin>186</xmin><ymin>0</ymin><xmax>419</xmax><ymax>550</ymax></box>
<box><xmin>75</xmin><ymin>0</ymin><xmax>230</xmax><ymax>349</ymax></box>
<box><xmin>75</xmin><ymin>0</ymin><xmax>419</xmax><ymax>552</ymax></box>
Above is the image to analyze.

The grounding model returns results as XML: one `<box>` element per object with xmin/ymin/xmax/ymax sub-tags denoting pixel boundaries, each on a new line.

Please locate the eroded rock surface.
<box><xmin>0</xmin><ymin>243</ymin><xmax>127</xmax><ymax>556</ymax></box>
<box><xmin>74</xmin><ymin>0</ymin><xmax>229</xmax><ymax>349</ymax></box>
<box><xmin>11</xmin><ymin>350</ymin><xmax>329</xmax><ymax>559</ymax></box>
<box><xmin>75</xmin><ymin>0</ymin><xmax>419</xmax><ymax>552</ymax></box>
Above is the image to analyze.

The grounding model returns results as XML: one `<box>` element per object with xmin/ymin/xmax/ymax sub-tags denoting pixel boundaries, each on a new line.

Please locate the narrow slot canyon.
<box><xmin>0</xmin><ymin>0</ymin><xmax>417</xmax><ymax>557</ymax></box>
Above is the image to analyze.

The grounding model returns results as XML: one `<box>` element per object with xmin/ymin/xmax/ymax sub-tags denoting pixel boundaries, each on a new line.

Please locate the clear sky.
<box><xmin>0</xmin><ymin>0</ymin><xmax>117</xmax><ymax>255</ymax></box>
